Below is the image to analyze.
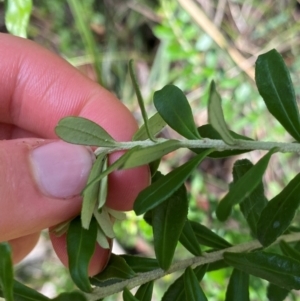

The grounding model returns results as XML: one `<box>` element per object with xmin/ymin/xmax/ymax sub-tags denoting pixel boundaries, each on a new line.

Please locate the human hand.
<box><xmin>0</xmin><ymin>33</ymin><xmax>149</xmax><ymax>276</ymax></box>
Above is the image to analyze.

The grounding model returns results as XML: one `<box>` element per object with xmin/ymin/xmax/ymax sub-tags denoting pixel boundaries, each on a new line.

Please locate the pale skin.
<box><xmin>0</xmin><ymin>33</ymin><xmax>150</xmax><ymax>276</ymax></box>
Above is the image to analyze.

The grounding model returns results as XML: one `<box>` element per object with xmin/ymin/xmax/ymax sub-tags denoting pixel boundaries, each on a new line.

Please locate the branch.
<box><xmin>95</xmin><ymin>138</ymin><xmax>300</xmax><ymax>156</ymax></box>
<box><xmin>86</xmin><ymin>232</ymin><xmax>300</xmax><ymax>300</ymax></box>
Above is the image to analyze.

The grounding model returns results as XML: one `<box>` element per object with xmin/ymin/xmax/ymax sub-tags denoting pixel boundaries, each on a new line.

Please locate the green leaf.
<box><xmin>224</xmin><ymin>251</ymin><xmax>300</xmax><ymax>290</ymax></box>
<box><xmin>96</xmin><ymin>226</ymin><xmax>110</xmax><ymax>249</ymax></box>
<box><xmin>194</xmin><ymin>124</ymin><xmax>252</xmax><ymax>158</ymax></box>
<box><xmin>133</xmin><ymin>113</ymin><xmax>166</xmax><ymax>141</ymax></box>
<box><xmin>179</xmin><ymin>220</ymin><xmax>202</xmax><ymax>256</ymax></box>
<box><xmin>0</xmin><ymin>242</ymin><xmax>14</xmax><ymax>301</ymax></box>
<box><xmin>0</xmin><ymin>280</ymin><xmax>50</xmax><ymax>301</ymax></box>
<box><xmin>52</xmin><ymin>219</ymin><xmax>71</xmax><ymax>237</ymax></box>
<box><xmin>55</xmin><ymin>116</ymin><xmax>116</xmax><ymax>147</ymax></box>
<box><xmin>4</xmin><ymin>0</ymin><xmax>32</xmax><ymax>38</ymax></box>
<box><xmin>233</xmin><ymin>159</ymin><xmax>268</xmax><ymax>236</ymax></box>
<box><xmin>279</xmin><ymin>240</ymin><xmax>300</xmax><ymax>261</ymax></box>
<box><xmin>67</xmin><ymin>217</ymin><xmax>97</xmax><ymax>293</ymax></box>
<box><xmin>97</xmin><ymin>157</ymin><xmax>108</xmax><ymax>210</ymax></box>
<box><xmin>91</xmin><ymin>254</ymin><xmax>136</xmax><ymax>287</ymax></box>
<box><xmin>134</xmin><ymin>149</ymin><xmax>213</xmax><ymax>215</ymax></box>
<box><xmin>267</xmin><ymin>283</ymin><xmax>290</xmax><ymax>301</ymax></box>
<box><xmin>135</xmin><ymin>281</ymin><xmax>154</xmax><ymax>301</ymax></box>
<box><xmin>94</xmin><ymin>207</ymin><xmax>115</xmax><ymax>239</ymax></box>
<box><xmin>119</xmin><ymin>255</ymin><xmax>160</xmax><ymax>273</ymax></box>
<box><xmin>216</xmin><ymin>148</ymin><xmax>277</xmax><ymax>221</ymax></box>
<box><xmin>152</xmin><ymin>184</ymin><xmax>189</xmax><ymax>270</ymax></box>
<box><xmin>81</xmin><ymin>152</ymin><xmax>107</xmax><ymax>229</ymax></box>
<box><xmin>190</xmin><ymin>221</ymin><xmax>232</xmax><ymax>249</ymax></box>
<box><xmin>53</xmin><ymin>292</ymin><xmax>87</xmax><ymax>301</ymax></box>
<box><xmin>106</xmin><ymin>208</ymin><xmax>126</xmax><ymax>221</ymax></box>
<box><xmin>84</xmin><ymin>146</ymin><xmax>141</xmax><ymax>191</ymax></box>
<box><xmin>225</xmin><ymin>269</ymin><xmax>249</xmax><ymax>301</ymax></box>
<box><xmin>121</xmin><ymin>140</ymin><xmax>181</xmax><ymax>169</ymax></box>
<box><xmin>153</xmin><ymin>85</ymin><xmax>200</xmax><ymax>139</ymax></box>
<box><xmin>129</xmin><ymin>60</ymin><xmax>155</xmax><ymax>142</ymax></box>
<box><xmin>145</xmin><ymin>213</ymin><xmax>210</xmax><ymax>256</ymax></box>
<box><xmin>184</xmin><ymin>267</ymin><xmax>208</xmax><ymax>301</ymax></box>
<box><xmin>162</xmin><ymin>265</ymin><xmax>207</xmax><ymax>301</ymax></box>
<box><xmin>255</xmin><ymin>49</ymin><xmax>300</xmax><ymax>141</ymax></box>
<box><xmin>123</xmin><ymin>288</ymin><xmax>140</xmax><ymax>301</ymax></box>
<box><xmin>208</xmin><ymin>81</ymin><xmax>235</xmax><ymax>146</ymax></box>
<box><xmin>257</xmin><ymin>173</ymin><xmax>300</xmax><ymax>247</ymax></box>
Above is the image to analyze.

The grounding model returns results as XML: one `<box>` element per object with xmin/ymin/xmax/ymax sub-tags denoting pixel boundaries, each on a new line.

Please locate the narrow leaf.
<box><xmin>81</xmin><ymin>152</ymin><xmax>107</xmax><ymax>229</ymax></box>
<box><xmin>0</xmin><ymin>280</ymin><xmax>50</xmax><ymax>301</ymax></box>
<box><xmin>67</xmin><ymin>217</ymin><xmax>97</xmax><ymax>293</ymax></box>
<box><xmin>129</xmin><ymin>60</ymin><xmax>155</xmax><ymax>141</ymax></box>
<box><xmin>195</xmin><ymin>124</ymin><xmax>252</xmax><ymax>158</ymax></box>
<box><xmin>133</xmin><ymin>113</ymin><xmax>166</xmax><ymax>141</ymax></box>
<box><xmin>53</xmin><ymin>292</ymin><xmax>87</xmax><ymax>301</ymax></box>
<box><xmin>216</xmin><ymin>148</ymin><xmax>277</xmax><ymax>221</ymax></box>
<box><xmin>84</xmin><ymin>146</ymin><xmax>141</xmax><ymax>191</ymax></box>
<box><xmin>267</xmin><ymin>283</ymin><xmax>290</xmax><ymax>301</ymax></box>
<box><xmin>4</xmin><ymin>0</ymin><xmax>32</xmax><ymax>38</ymax></box>
<box><xmin>184</xmin><ymin>267</ymin><xmax>208</xmax><ymax>301</ymax></box>
<box><xmin>146</xmin><ymin>212</ymin><xmax>216</xmax><ymax>254</ymax></box>
<box><xmin>257</xmin><ymin>173</ymin><xmax>300</xmax><ymax>247</ymax></box>
<box><xmin>52</xmin><ymin>219</ymin><xmax>71</xmax><ymax>237</ymax></box>
<box><xmin>0</xmin><ymin>242</ymin><xmax>14</xmax><ymax>301</ymax></box>
<box><xmin>135</xmin><ymin>281</ymin><xmax>154</xmax><ymax>301</ymax></box>
<box><xmin>255</xmin><ymin>49</ymin><xmax>300</xmax><ymax>141</ymax></box>
<box><xmin>179</xmin><ymin>220</ymin><xmax>202</xmax><ymax>256</ymax></box>
<box><xmin>208</xmin><ymin>81</ymin><xmax>235</xmax><ymax>145</ymax></box>
<box><xmin>106</xmin><ymin>208</ymin><xmax>126</xmax><ymax>221</ymax></box>
<box><xmin>94</xmin><ymin>207</ymin><xmax>115</xmax><ymax>239</ymax></box>
<box><xmin>154</xmin><ymin>85</ymin><xmax>201</xmax><ymax>139</ymax></box>
<box><xmin>233</xmin><ymin>159</ymin><xmax>268</xmax><ymax>236</ymax></box>
<box><xmin>224</xmin><ymin>251</ymin><xmax>300</xmax><ymax>290</ymax></box>
<box><xmin>152</xmin><ymin>184</ymin><xmax>189</xmax><ymax>270</ymax></box>
<box><xmin>91</xmin><ymin>254</ymin><xmax>136</xmax><ymax>287</ymax></box>
<box><xmin>96</xmin><ymin>226</ymin><xmax>110</xmax><ymax>249</ymax></box>
<box><xmin>97</xmin><ymin>157</ymin><xmax>108</xmax><ymax>210</ymax></box>
<box><xmin>190</xmin><ymin>221</ymin><xmax>232</xmax><ymax>249</ymax></box>
<box><xmin>120</xmin><ymin>255</ymin><xmax>160</xmax><ymax>273</ymax></box>
<box><xmin>123</xmin><ymin>288</ymin><xmax>140</xmax><ymax>301</ymax></box>
<box><xmin>225</xmin><ymin>269</ymin><xmax>250</xmax><ymax>301</ymax></box>
<box><xmin>55</xmin><ymin>116</ymin><xmax>116</xmax><ymax>147</ymax></box>
<box><xmin>134</xmin><ymin>149</ymin><xmax>213</xmax><ymax>215</ymax></box>
<box><xmin>162</xmin><ymin>265</ymin><xmax>208</xmax><ymax>301</ymax></box>
<box><xmin>121</xmin><ymin>140</ymin><xmax>181</xmax><ymax>169</ymax></box>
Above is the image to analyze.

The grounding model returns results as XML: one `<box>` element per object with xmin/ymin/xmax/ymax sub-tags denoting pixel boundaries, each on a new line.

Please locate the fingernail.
<box><xmin>31</xmin><ymin>141</ymin><xmax>94</xmax><ymax>198</ymax></box>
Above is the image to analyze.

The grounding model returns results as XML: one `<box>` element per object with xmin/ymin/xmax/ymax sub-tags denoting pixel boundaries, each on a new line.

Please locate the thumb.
<box><xmin>0</xmin><ymin>138</ymin><xmax>94</xmax><ymax>241</ymax></box>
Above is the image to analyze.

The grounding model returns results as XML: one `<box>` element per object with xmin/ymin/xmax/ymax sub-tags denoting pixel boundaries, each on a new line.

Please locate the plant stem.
<box><xmin>86</xmin><ymin>232</ymin><xmax>300</xmax><ymax>300</ymax></box>
<box><xmin>95</xmin><ymin>138</ymin><xmax>300</xmax><ymax>156</ymax></box>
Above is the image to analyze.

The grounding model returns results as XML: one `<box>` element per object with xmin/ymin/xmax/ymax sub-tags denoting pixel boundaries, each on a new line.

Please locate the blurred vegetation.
<box><xmin>2</xmin><ymin>0</ymin><xmax>300</xmax><ymax>300</ymax></box>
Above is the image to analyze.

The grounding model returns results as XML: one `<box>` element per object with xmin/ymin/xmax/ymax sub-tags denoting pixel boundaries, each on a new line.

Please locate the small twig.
<box><xmin>86</xmin><ymin>232</ymin><xmax>300</xmax><ymax>300</ymax></box>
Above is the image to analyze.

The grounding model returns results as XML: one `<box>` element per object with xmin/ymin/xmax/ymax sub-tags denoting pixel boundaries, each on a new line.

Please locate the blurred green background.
<box><xmin>2</xmin><ymin>0</ymin><xmax>300</xmax><ymax>300</ymax></box>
